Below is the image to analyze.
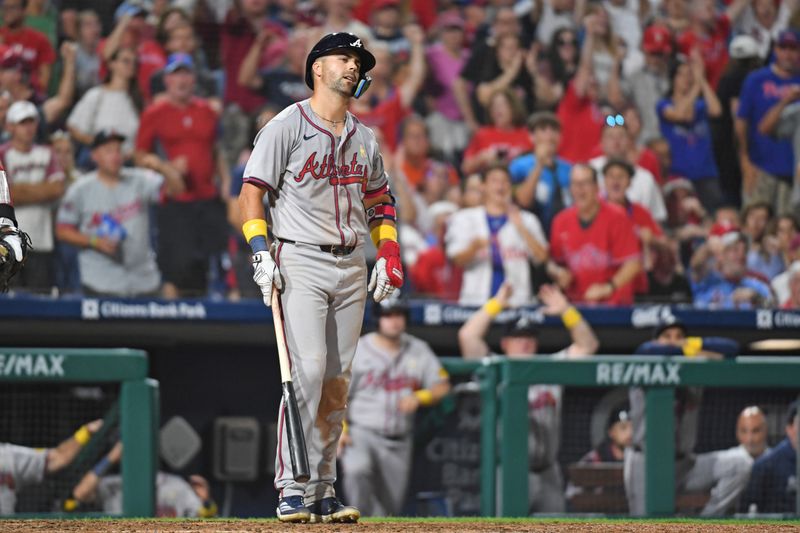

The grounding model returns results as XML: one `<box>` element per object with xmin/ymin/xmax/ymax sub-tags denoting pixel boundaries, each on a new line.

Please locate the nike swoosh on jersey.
<box><xmin>303</xmin><ymin>133</ymin><xmax>318</xmax><ymax>141</ymax></box>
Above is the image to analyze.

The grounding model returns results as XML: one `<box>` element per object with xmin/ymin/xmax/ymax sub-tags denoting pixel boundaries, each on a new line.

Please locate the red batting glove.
<box><xmin>378</xmin><ymin>240</ymin><xmax>403</xmax><ymax>287</ymax></box>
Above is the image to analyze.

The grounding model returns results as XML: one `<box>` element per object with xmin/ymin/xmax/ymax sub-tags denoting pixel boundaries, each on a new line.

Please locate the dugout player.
<box><xmin>625</xmin><ymin>319</ymin><xmax>749</xmax><ymax>516</ymax></box>
<box><xmin>0</xmin><ymin>161</ymin><xmax>31</xmax><ymax>291</ymax></box>
<box><xmin>339</xmin><ymin>293</ymin><xmax>451</xmax><ymax>516</ymax></box>
<box><xmin>238</xmin><ymin>33</ymin><xmax>404</xmax><ymax>523</ymax></box>
<box><xmin>64</xmin><ymin>442</ymin><xmax>217</xmax><ymax>518</ymax></box>
<box><xmin>0</xmin><ymin>420</ymin><xmax>102</xmax><ymax>514</ymax></box>
<box><xmin>459</xmin><ymin>282</ymin><xmax>599</xmax><ymax>513</ymax></box>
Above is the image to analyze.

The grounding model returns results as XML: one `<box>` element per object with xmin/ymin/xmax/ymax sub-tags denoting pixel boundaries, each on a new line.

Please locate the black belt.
<box><xmin>278</xmin><ymin>238</ymin><xmax>356</xmax><ymax>256</ymax></box>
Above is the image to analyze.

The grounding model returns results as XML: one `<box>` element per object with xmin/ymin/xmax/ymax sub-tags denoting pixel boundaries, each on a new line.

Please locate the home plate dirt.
<box><xmin>1</xmin><ymin>520</ymin><xmax>799</xmax><ymax>533</ymax></box>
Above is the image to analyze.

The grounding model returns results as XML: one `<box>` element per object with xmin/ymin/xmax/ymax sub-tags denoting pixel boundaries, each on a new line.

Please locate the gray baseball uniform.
<box><xmin>0</xmin><ymin>443</ymin><xmax>47</xmax><ymax>515</ymax></box>
<box><xmin>341</xmin><ymin>332</ymin><xmax>447</xmax><ymax>516</ymax></box>
<box><xmin>56</xmin><ymin>168</ymin><xmax>164</xmax><ymax>296</ymax></box>
<box><xmin>242</xmin><ymin>98</ymin><xmax>391</xmax><ymax>503</ymax></box>
<box><xmin>624</xmin><ymin>387</ymin><xmax>752</xmax><ymax>516</ymax></box>
<box><xmin>97</xmin><ymin>472</ymin><xmax>203</xmax><ymax>517</ymax></box>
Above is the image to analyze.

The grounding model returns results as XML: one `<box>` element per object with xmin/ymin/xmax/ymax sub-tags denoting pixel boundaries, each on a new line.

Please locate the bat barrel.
<box><xmin>283</xmin><ymin>382</ymin><xmax>311</xmax><ymax>483</ymax></box>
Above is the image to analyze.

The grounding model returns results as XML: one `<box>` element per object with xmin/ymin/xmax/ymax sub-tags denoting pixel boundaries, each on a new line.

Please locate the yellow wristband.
<box><xmin>482</xmin><ymin>297</ymin><xmax>503</xmax><ymax>318</ymax></box>
<box><xmin>683</xmin><ymin>337</ymin><xmax>703</xmax><ymax>357</ymax></box>
<box><xmin>88</xmin><ymin>235</ymin><xmax>98</xmax><ymax>249</ymax></box>
<box><xmin>73</xmin><ymin>425</ymin><xmax>91</xmax><ymax>446</ymax></box>
<box><xmin>342</xmin><ymin>420</ymin><xmax>349</xmax><ymax>435</ymax></box>
<box><xmin>63</xmin><ymin>498</ymin><xmax>79</xmax><ymax>512</ymax></box>
<box><xmin>242</xmin><ymin>218</ymin><xmax>268</xmax><ymax>242</ymax></box>
<box><xmin>370</xmin><ymin>224</ymin><xmax>398</xmax><ymax>247</ymax></box>
<box><xmin>414</xmin><ymin>389</ymin><xmax>435</xmax><ymax>407</ymax></box>
<box><xmin>561</xmin><ymin>306</ymin><xmax>582</xmax><ymax>330</ymax></box>
<box><xmin>199</xmin><ymin>501</ymin><xmax>218</xmax><ymax>518</ymax></box>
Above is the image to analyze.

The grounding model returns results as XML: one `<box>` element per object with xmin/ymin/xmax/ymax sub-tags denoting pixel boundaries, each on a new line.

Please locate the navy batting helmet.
<box><xmin>305</xmin><ymin>32</ymin><xmax>376</xmax><ymax>98</ymax></box>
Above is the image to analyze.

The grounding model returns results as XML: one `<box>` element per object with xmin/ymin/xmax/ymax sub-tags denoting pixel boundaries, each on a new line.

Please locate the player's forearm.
<box><xmin>563</xmin><ymin>307</ymin><xmax>599</xmax><ymax>357</ymax></box>
<box><xmin>429</xmin><ymin>380</ymin><xmax>451</xmax><ymax>404</ymax></box>
<box><xmin>458</xmin><ymin>299</ymin><xmax>500</xmax><ymax>358</ymax></box>
<box><xmin>240</xmin><ymin>184</ymin><xmax>269</xmax><ymax>252</ymax></box>
<box><xmin>47</xmin><ymin>423</ymin><xmax>93</xmax><ymax>473</ymax></box>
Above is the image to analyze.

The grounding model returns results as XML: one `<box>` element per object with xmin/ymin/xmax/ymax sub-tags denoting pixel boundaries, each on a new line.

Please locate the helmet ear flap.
<box><xmin>353</xmin><ymin>75</ymin><xmax>371</xmax><ymax>98</ymax></box>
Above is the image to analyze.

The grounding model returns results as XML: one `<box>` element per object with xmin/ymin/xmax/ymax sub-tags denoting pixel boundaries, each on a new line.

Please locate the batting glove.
<box><xmin>368</xmin><ymin>240</ymin><xmax>403</xmax><ymax>302</ymax></box>
<box><xmin>0</xmin><ymin>226</ymin><xmax>24</xmax><ymax>263</ymax></box>
<box><xmin>251</xmin><ymin>248</ymin><xmax>283</xmax><ymax>306</ymax></box>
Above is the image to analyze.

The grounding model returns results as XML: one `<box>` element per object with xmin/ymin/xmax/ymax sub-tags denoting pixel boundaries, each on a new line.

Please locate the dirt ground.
<box><xmin>1</xmin><ymin>520</ymin><xmax>799</xmax><ymax>533</ymax></box>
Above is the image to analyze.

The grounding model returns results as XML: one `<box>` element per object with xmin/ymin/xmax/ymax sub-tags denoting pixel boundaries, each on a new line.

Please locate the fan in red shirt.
<box><xmin>548</xmin><ymin>163</ymin><xmax>642</xmax><ymax>305</ymax></box>
<box><xmin>135</xmin><ymin>53</ymin><xmax>228</xmax><ymax>299</ymax></box>
<box><xmin>0</xmin><ymin>0</ymin><xmax>55</xmax><ymax>94</ymax></box>
<box><xmin>462</xmin><ymin>88</ymin><xmax>533</xmax><ymax>175</ymax></box>
<box><xmin>602</xmin><ymin>158</ymin><xmax>664</xmax><ymax>296</ymax></box>
<box><xmin>556</xmin><ymin>79</ymin><xmax>605</xmax><ymax>164</ymax></box>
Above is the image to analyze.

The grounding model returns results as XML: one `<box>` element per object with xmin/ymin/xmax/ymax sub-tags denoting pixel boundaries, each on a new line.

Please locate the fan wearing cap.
<box><xmin>0</xmin><ymin>0</ymin><xmax>56</xmax><ymax>94</ymax></box>
<box><xmin>135</xmin><ymin>52</ymin><xmax>229</xmax><ymax>298</ymax></box>
<box><xmin>741</xmin><ymin>400</ymin><xmax>800</xmax><ymax>513</ymax></box>
<box><xmin>689</xmin><ymin>222</ymin><xmax>774</xmax><ymax>308</ymax></box>
<box><xmin>736</xmin><ymin>29</ymin><xmax>800</xmax><ymax>217</ymax></box>
<box><xmin>338</xmin><ymin>292</ymin><xmax>450</xmax><ymax>517</ymax></box>
<box><xmin>459</xmin><ymin>282</ymin><xmax>599</xmax><ymax>513</ymax></box>
<box><xmin>56</xmin><ymin>129</ymin><xmax>184</xmax><ymax>297</ymax></box>
<box><xmin>626</xmin><ymin>319</ymin><xmax>746</xmax><ymax>517</ymax></box>
<box><xmin>239</xmin><ymin>32</ymin><xmax>401</xmax><ymax>523</ymax></box>
<box><xmin>0</xmin><ymin>100</ymin><xmax>65</xmax><ymax>290</ymax></box>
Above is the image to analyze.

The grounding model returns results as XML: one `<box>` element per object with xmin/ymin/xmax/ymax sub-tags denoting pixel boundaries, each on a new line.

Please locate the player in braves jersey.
<box><xmin>238</xmin><ymin>33</ymin><xmax>403</xmax><ymax>523</ymax></box>
<box><xmin>0</xmin><ymin>420</ymin><xmax>102</xmax><ymax>514</ymax></box>
<box><xmin>459</xmin><ymin>282</ymin><xmax>599</xmax><ymax>513</ymax></box>
<box><xmin>0</xmin><ymin>162</ymin><xmax>31</xmax><ymax>291</ymax></box>
<box><xmin>338</xmin><ymin>293</ymin><xmax>451</xmax><ymax>516</ymax></box>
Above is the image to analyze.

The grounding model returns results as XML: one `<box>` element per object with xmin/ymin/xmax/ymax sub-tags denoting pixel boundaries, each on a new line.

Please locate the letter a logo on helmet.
<box><xmin>351</xmin><ymin>39</ymin><xmax>362</xmax><ymax>48</ymax></box>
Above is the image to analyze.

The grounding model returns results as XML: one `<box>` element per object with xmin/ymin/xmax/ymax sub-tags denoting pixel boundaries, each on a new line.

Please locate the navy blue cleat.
<box><xmin>307</xmin><ymin>497</ymin><xmax>360</xmax><ymax>523</ymax></box>
<box><xmin>276</xmin><ymin>495</ymin><xmax>311</xmax><ymax>523</ymax></box>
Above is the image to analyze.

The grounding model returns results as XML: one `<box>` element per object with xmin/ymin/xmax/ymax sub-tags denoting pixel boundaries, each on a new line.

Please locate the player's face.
<box><xmin>603</xmin><ymin>166</ymin><xmax>631</xmax><ymax>205</ymax></box>
<box><xmin>656</xmin><ymin>326</ymin><xmax>686</xmax><ymax>347</ymax></box>
<box><xmin>608</xmin><ymin>420</ymin><xmax>633</xmax><ymax>448</ymax></box>
<box><xmin>91</xmin><ymin>140</ymin><xmax>124</xmax><ymax>175</ymax></box>
<box><xmin>737</xmin><ymin>413</ymin><xmax>768</xmax><ymax>458</ymax></box>
<box><xmin>378</xmin><ymin>312</ymin><xmax>406</xmax><ymax>340</ymax></box>
<box><xmin>501</xmin><ymin>336</ymin><xmax>539</xmax><ymax>357</ymax></box>
<box><xmin>319</xmin><ymin>53</ymin><xmax>361</xmax><ymax>97</ymax></box>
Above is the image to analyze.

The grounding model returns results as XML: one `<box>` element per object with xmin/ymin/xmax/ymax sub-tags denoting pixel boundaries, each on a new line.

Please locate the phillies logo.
<box><xmin>296</xmin><ymin>151</ymin><xmax>367</xmax><ymax>186</ymax></box>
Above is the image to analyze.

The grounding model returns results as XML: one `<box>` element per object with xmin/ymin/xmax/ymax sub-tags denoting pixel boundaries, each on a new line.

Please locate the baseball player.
<box><xmin>625</xmin><ymin>319</ymin><xmax>749</xmax><ymax>516</ymax></box>
<box><xmin>238</xmin><ymin>32</ymin><xmax>403</xmax><ymax>523</ymax></box>
<box><xmin>459</xmin><ymin>282</ymin><xmax>599</xmax><ymax>513</ymax></box>
<box><xmin>0</xmin><ymin>162</ymin><xmax>31</xmax><ymax>291</ymax></box>
<box><xmin>65</xmin><ymin>442</ymin><xmax>217</xmax><ymax>518</ymax></box>
<box><xmin>338</xmin><ymin>293</ymin><xmax>451</xmax><ymax>516</ymax></box>
<box><xmin>0</xmin><ymin>420</ymin><xmax>102</xmax><ymax>514</ymax></box>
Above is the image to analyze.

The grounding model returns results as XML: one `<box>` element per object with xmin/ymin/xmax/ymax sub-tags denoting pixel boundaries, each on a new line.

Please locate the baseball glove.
<box><xmin>0</xmin><ymin>225</ymin><xmax>32</xmax><ymax>292</ymax></box>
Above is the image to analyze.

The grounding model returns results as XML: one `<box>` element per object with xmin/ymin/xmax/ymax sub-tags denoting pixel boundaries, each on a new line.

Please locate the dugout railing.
<box><xmin>439</xmin><ymin>355</ymin><xmax>800</xmax><ymax>518</ymax></box>
<box><xmin>0</xmin><ymin>348</ymin><xmax>159</xmax><ymax>517</ymax></box>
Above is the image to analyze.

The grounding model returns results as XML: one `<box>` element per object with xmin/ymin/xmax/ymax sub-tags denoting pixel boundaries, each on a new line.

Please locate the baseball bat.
<box><xmin>271</xmin><ymin>288</ymin><xmax>311</xmax><ymax>483</ymax></box>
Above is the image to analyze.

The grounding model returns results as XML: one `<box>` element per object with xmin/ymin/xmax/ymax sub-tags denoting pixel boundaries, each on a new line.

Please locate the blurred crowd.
<box><xmin>2</xmin><ymin>0</ymin><xmax>800</xmax><ymax>308</ymax></box>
